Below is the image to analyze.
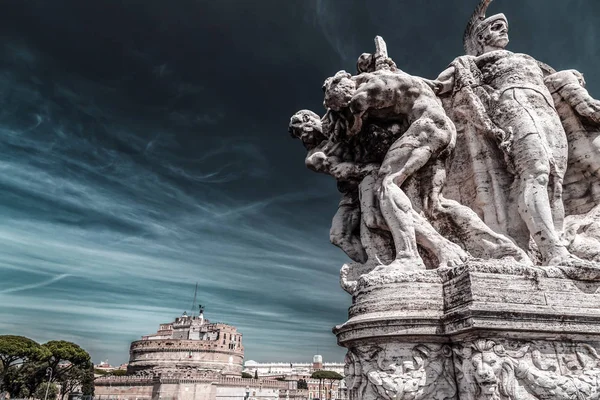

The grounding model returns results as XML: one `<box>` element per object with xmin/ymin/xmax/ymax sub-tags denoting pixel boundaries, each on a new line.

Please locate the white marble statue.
<box><xmin>289</xmin><ymin>0</ymin><xmax>600</xmax><ymax>286</ymax></box>
<box><xmin>435</xmin><ymin>0</ymin><xmax>581</xmax><ymax>266</ymax></box>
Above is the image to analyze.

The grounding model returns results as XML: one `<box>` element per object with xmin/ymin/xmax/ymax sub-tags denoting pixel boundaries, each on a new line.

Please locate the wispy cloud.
<box><xmin>0</xmin><ymin>274</ymin><xmax>71</xmax><ymax>294</ymax></box>
<box><xmin>0</xmin><ymin>38</ymin><xmax>348</xmax><ymax>365</ymax></box>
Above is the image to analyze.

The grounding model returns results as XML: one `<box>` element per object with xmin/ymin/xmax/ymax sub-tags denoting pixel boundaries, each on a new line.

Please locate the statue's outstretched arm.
<box><xmin>433</xmin><ymin>66</ymin><xmax>456</xmax><ymax>95</ymax></box>
<box><xmin>546</xmin><ymin>70</ymin><xmax>600</xmax><ymax>124</ymax></box>
<box><xmin>328</xmin><ymin>162</ymin><xmax>378</xmax><ymax>181</ymax></box>
<box><xmin>568</xmin><ymin>86</ymin><xmax>600</xmax><ymax>124</ymax></box>
<box><xmin>305</xmin><ymin>142</ymin><xmax>376</xmax><ymax>181</ymax></box>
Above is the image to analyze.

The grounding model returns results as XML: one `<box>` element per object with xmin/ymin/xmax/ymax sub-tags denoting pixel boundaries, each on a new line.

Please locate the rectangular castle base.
<box><xmin>335</xmin><ymin>261</ymin><xmax>600</xmax><ymax>400</ymax></box>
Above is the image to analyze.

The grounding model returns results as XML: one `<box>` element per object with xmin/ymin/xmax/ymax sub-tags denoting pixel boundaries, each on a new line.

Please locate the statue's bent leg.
<box><xmin>376</xmin><ymin>119</ymin><xmax>455</xmax><ymax>269</ymax></box>
<box><xmin>434</xmin><ymin>197</ymin><xmax>532</xmax><ymax>265</ymax></box>
<box><xmin>360</xmin><ymin>172</ymin><xmax>388</xmax><ymax>231</ymax></box>
<box><xmin>412</xmin><ymin>210</ymin><xmax>469</xmax><ymax>267</ymax></box>
<box><xmin>359</xmin><ymin>219</ymin><xmax>394</xmax><ymax>265</ymax></box>
<box><xmin>516</xmin><ymin>145</ymin><xmax>569</xmax><ymax>264</ymax></box>
<box><xmin>379</xmin><ymin>172</ymin><xmax>424</xmax><ymax>269</ymax></box>
<box><xmin>330</xmin><ymin>198</ymin><xmax>368</xmax><ymax>263</ymax></box>
<box><xmin>356</xmin><ymin>172</ymin><xmax>394</xmax><ymax>264</ymax></box>
<box><xmin>495</xmin><ymin>89</ymin><xmax>572</xmax><ymax>265</ymax></box>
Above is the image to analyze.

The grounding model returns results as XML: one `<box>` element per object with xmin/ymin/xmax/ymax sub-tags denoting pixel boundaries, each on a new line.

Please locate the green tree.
<box><xmin>0</xmin><ymin>338</ymin><xmax>92</xmax><ymax>399</ymax></box>
<box><xmin>20</xmin><ymin>361</ymin><xmax>48</xmax><ymax>397</ymax></box>
<box><xmin>33</xmin><ymin>382</ymin><xmax>58</xmax><ymax>400</ymax></box>
<box><xmin>80</xmin><ymin>364</ymin><xmax>95</xmax><ymax>396</ymax></box>
<box><xmin>310</xmin><ymin>371</ymin><xmax>343</xmax><ymax>400</ymax></box>
<box><xmin>93</xmin><ymin>368</ymin><xmax>109</xmax><ymax>376</ymax></box>
<box><xmin>297</xmin><ymin>378</ymin><xmax>308</xmax><ymax>390</ymax></box>
<box><xmin>0</xmin><ymin>336</ymin><xmax>49</xmax><ymax>378</ymax></box>
<box><xmin>56</xmin><ymin>365</ymin><xmax>93</xmax><ymax>400</ymax></box>
<box><xmin>42</xmin><ymin>341</ymin><xmax>92</xmax><ymax>400</ymax></box>
<box><xmin>109</xmin><ymin>369</ymin><xmax>126</xmax><ymax>377</ymax></box>
<box><xmin>241</xmin><ymin>372</ymin><xmax>253</xmax><ymax>379</ymax></box>
<box><xmin>2</xmin><ymin>365</ymin><xmax>30</xmax><ymax>398</ymax></box>
<box><xmin>43</xmin><ymin>341</ymin><xmax>91</xmax><ymax>381</ymax></box>
<box><xmin>0</xmin><ymin>336</ymin><xmax>50</xmax><ymax>396</ymax></box>
<box><xmin>254</xmin><ymin>370</ymin><xmax>258</xmax><ymax>380</ymax></box>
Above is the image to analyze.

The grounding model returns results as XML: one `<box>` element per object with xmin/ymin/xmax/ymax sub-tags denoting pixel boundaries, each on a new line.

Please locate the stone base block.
<box><xmin>334</xmin><ymin>260</ymin><xmax>600</xmax><ymax>399</ymax></box>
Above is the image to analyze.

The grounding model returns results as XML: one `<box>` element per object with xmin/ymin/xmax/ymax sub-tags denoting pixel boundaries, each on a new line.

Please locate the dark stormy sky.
<box><xmin>1</xmin><ymin>0</ymin><xmax>600</xmax><ymax>365</ymax></box>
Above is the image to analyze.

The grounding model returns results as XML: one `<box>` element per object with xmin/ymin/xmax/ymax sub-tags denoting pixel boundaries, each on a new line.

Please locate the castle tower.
<box><xmin>127</xmin><ymin>310</ymin><xmax>244</xmax><ymax>377</ymax></box>
<box><xmin>312</xmin><ymin>355</ymin><xmax>323</xmax><ymax>371</ymax></box>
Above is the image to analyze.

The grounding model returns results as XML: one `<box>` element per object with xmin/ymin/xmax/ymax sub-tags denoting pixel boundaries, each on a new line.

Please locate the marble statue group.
<box><xmin>290</xmin><ymin>0</ymin><xmax>600</xmax><ymax>291</ymax></box>
<box><xmin>291</xmin><ymin>2</ymin><xmax>600</xmax><ymax>399</ymax></box>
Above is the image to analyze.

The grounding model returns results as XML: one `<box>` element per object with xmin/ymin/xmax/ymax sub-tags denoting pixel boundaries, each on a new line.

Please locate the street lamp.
<box><xmin>44</xmin><ymin>367</ymin><xmax>53</xmax><ymax>400</ymax></box>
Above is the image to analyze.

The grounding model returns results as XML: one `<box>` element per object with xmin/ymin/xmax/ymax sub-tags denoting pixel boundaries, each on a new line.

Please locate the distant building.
<box><xmin>94</xmin><ymin>360</ymin><xmax>127</xmax><ymax>373</ymax></box>
<box><xmin>95</xmin><ymin>307</ymin><xmax>294</xmax><ymax>400</ymax></box>
<box><xmin>127</xmin><ymin>309</ymin><xmax>244</xmax><ymax>377</ymax></box>
<box><xmin>243</xmin><ymin>356</ymin><xmax>347</xmax><ymax>400</ymax></box>
<box><xmin>243</xmin><ymin>357</ymin><xmax>344</xmax><ymax>377</ymax></box>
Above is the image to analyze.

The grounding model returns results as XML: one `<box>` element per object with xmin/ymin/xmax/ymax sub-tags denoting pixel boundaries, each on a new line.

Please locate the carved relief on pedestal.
<box><xmin>453</xmin><ymin>340</ymin><xmax>530</xmax><ymax>400</ymax></box>
<box><xmin>344</xmin><ymin>343</ymin><xmax>457</xmax><ymax>400</ymax></box>
<box><xmin>452</xmin><ymin>339</ymin><xmax>600</xmax><ymax>400</ymax></box>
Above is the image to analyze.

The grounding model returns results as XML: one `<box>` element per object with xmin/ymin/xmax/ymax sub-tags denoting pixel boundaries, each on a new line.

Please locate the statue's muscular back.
<box><xmin>351</xmin><ymin>70</ymin><xmax>446</xmax><ymax>124</ymax></box>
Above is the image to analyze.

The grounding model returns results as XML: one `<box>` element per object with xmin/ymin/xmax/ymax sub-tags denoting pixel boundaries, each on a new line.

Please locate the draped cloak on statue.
<box><xmin>440</xmin><ymin>55</ymin><xmax>527</xmax><ymax>248</ymax></box>
<box><xmin>440</xmin><ymin>56</ymin><xmax>600</xmax><ymax>259</ymax></box>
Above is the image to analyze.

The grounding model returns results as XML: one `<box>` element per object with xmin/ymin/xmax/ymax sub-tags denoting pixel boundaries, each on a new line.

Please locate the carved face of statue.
<box><xmin>478</xmin><ymin>18</ymin><xmax>509</xmax><ymax>52</ymax></box>
<box><xmin>323</xmin><ymin>71</ymin><xmax>355</xmax><ymax>111</ymax></box>
<box><xmin>471</xmin><ymin>350</ymin><xmax>502</xmax><ymax>398</ymax></box>
<box><xmin>425</xmin><ymin>358</ymin><xmax>444</xmax><ymax>381</ymax></box>
<box><xmin>356</xmin><ymin>53</ymin><xmax>375</xmax><ymax>74</ymax></box>
<box><xmin>289</xmin><ymin>110</ymin><xmax>324</xmax><ymax>149</ymax></box>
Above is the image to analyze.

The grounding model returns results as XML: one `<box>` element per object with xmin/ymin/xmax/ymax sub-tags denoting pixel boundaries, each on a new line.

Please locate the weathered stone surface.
<box><xmin>344</xmin><ymin>342</ymin><xmax>457</xmax><ymax>400</ymax></box>
<box><xmin>289</xmin><ymin>0</ymin><xmax>600</xmax><ymax>398</ymax></box>
<box><xmin>289</xmin><ymin>16</ymin><xmax>600</xmax><ymax>293</ymax></box>
<box><xmin>453</xmin><ymin>339</ymin><xmax>600</xmax><ymax>400</ymax></box>
<box><xmin>335</xmin><ymin>261</ymin><xmax>600</xmax><ymax>399</ymax></box>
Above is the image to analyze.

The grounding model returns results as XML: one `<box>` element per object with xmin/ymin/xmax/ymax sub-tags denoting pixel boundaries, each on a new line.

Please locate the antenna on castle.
<box><xmin>190</xmin><ymin>282</ymin><xmax>198</xmax><ymax>317</ymax></box>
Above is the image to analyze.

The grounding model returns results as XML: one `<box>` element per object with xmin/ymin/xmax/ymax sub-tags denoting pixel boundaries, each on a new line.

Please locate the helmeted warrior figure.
<box><xmin>436</xmin><ymin>0</ymin><xmax>577</xmax><ymax>265</ymax></box>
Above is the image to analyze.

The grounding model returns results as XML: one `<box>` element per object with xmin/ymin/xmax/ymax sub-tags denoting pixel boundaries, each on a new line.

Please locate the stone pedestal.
<box><xmin>334</xmin><ymin>261</ymin><xmax>600</xmax><ymax>400</ymax></box>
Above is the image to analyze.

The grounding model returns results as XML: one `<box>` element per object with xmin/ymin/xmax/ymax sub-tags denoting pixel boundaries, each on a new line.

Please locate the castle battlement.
<box><xmin>130</xmin><ymin>339</ymin><xmax>244</xmax><ymax>353</ymax></box>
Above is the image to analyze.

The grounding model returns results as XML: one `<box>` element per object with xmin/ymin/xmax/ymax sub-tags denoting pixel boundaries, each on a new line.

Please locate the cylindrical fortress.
<box><xmin>126</xmin><ymin>312</ymin><xmax>244</xmax><ymax>377</ymax></box>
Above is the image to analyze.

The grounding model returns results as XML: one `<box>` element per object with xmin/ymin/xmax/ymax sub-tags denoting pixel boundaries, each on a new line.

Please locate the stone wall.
<box><xmin>155</xmin><ymin>382</ymin><xmax>215</xmax><ymax>400</ymax></box>
<box><xmin>215</xmin><ymin>385</ymin><xmax>278</xmax><ymax>400</ymax></box>
<box><xmin>95</xmin><ymin>376</ymin><xmax>290</xmax><ymax>400</ymax></box>
<box><xmin>95</xmin><ymin>376</ymin><xmax>156</xmax><ymax>400</ymax></box>
<box><xmin>128</xmin><ymin>339</ymin><xmax>243</xmax><ymax>376</ymax></box>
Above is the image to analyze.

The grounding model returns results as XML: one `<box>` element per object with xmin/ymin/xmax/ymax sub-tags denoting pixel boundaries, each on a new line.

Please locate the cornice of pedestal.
<box><xmin>335</xmin><ymin>259</ymin><xmax>600</xmax><ymax>346</ymax></box>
